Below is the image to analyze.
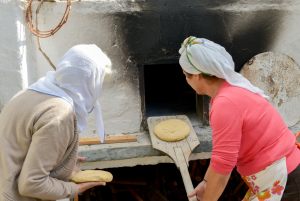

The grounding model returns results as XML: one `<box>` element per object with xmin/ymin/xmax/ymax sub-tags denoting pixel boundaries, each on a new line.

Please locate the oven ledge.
<box><xmin>79</xmin><ymin>125</ymin><xmax>213</xmax><ymax>169</ymax></box>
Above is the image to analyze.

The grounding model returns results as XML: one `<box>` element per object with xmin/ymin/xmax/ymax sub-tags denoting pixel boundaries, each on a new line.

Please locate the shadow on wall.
<box><xmin>111</xmin><ymin>0</ymin><xmax>285</xmax><ymax>70</ymax></box>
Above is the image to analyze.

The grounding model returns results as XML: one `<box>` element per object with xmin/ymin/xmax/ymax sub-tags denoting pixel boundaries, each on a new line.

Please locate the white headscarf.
<box><xmin>179</xmin><ymin>36</ymin><xmax>268</xmax><ymax>99</ymax></box>
<box><xmin>29</xmin><ymin>44</ymin><xmax>112</xmax><ymax>143</ymax></box>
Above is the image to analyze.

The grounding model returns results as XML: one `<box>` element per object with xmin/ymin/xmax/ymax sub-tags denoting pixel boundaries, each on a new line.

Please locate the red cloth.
<box><xmin>209</xmin><ymin>81</ymin><xmax>300</xmax><ymax>176</ymax></box>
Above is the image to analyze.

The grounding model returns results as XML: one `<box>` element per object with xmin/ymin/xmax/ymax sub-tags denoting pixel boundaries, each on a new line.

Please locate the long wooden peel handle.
<box><xmin>79</xmin><ymin>135</ymin><xmax>137</xmax><ymax>145</ymax></box>
<box><xmin>74</xmin><ymin>193</ymin><xmax>79</xmax><ymax>201</ymax></box>
<box><xmin>174</xmin><ymin>148</ymin><xmax>198</xmax><ymax>201</ymax></box>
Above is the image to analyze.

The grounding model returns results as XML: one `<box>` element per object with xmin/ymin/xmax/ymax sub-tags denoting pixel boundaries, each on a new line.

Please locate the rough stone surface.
<box><xmin>241</xmin><ymin>52</ymin><xmax>300</xmax><ymax>127</ymax></box>
<box><xmin>79</xmin><ymin>125</ymin><xmax>212</xmax><ymax>169</ymax></box>
<box><xmin>79</xmin><ymin>124</ymin><xmax>299</xmax><ymax>169</ymax></box>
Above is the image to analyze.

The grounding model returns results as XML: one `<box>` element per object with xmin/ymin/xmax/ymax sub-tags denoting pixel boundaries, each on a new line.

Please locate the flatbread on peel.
<box><xmin>154</xmin><ymin>119</ymin><xmax>190</xmax><ymax>142</ymax></box>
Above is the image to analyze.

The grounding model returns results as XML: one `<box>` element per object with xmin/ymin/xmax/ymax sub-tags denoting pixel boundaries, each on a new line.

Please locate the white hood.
<box><xmin>29</xmin><ymin>44</ymin><xmax>112</xmax><ymax>143</ymax></box>
<box><xmin>179</xmin><ymin>36</ymin><xmax>268</xmax><ymax>99</ymax></box>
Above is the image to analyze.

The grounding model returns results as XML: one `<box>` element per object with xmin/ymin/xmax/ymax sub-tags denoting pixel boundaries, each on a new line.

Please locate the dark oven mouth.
<box><xmin>142</xmin><ymin>63</ymin><xmax>197</xmax><ymax>118</ymax></box>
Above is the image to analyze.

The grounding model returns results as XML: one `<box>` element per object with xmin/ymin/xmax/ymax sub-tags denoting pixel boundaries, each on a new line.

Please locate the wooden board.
<box><xmin>147</xmin><ymin>115</ymin><xmax>199</xmax><ymax>201</ymax></box>
<box><xmin>79</xmin><ymin>135</ymin><xmax>137</xmax><ymax>145</ymax></box>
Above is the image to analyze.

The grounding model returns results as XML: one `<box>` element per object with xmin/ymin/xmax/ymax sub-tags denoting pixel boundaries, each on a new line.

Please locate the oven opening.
<box><xmin>143</xmin><ymin>63</ymin><xmax>196</xmax><ymax>118</ymax></box>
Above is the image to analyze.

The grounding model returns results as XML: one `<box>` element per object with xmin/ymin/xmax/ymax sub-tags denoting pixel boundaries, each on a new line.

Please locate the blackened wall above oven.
<box><xmin>112</xmin><ymin>0</ymin><xmax>286</xmax><ymax>71</ymax></box>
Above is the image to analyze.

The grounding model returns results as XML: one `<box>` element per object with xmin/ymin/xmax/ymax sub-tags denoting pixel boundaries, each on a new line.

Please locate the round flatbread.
<box><xmin>70</xmin><ymin>170</ymin><xmax>113</xmax><ymax>183</ymax></box>
<box><xmin>154</xmin><ymin>119</ymin><xmax>190</xmax><ymax>142</ymax></box>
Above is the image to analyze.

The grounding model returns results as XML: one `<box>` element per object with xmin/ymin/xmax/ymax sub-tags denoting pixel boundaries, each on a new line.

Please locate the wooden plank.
<box><xmin>74</xmin><ymin>194</ymin><xmax>79</xmax><ymax>201</ymax></box>
<box><xmin>176</xmin><ymin>139</ymin><xmax>191</xmax><ymax>166</ymax></box>
<box><xmin>79</xmin><ymin>135</ymin><xmax>137</xmax><ymax>145</ymax></box>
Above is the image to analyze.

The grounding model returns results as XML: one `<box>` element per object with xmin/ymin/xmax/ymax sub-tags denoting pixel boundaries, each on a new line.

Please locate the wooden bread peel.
<box><xmin>79</xmin><ymin>134</ymin><xmax>137</xmax><ymax>145</ymax></box>
<box><xmin>74</xmin><ymin>194</ymin><xmax>79</xmax><ymax>201</ymax></box>
<box><xmin>147</xmin><ymin>115</ymin><xmax>199</xmax><ymax>201</ymax></box>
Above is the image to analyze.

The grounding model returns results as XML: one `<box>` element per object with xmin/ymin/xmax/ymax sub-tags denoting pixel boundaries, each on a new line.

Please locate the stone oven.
<box><xmin>10</xmin><ymin>0</ymin><xmax>298</xmax><ymax>161</ymax></box>
<box><xmin>102</xmin><ymin>0</ymin><xmax>290</xmax><ymax>130</ymax></box>
<box><xmin>0</xmin><ymin>0</ymin><xmax>300</xmax><ymax>170</ymax></box>
<box><xmin>1</xmin><ymin>1</ymin><xmax>300</xmax><ymax>200</ymax></box>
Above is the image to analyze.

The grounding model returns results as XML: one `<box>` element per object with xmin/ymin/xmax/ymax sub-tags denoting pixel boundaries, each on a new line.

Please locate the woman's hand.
<box><xmin>190</xmin><ymin>165</ymin><xmax>230</xmax><ymax>201</ymax></box>
<box><xmin>77</xmin><ymin>181</ymin><xmax>106</xmax><ymax>194</ymax></box>
<box><xmin>77</xmin><ymin>156</ymin><xmax>87</xmax><ymax>163</ymax></box>
<box><xmin>71</xmin><ymin>155</ymin><xmax>87</xmax><ymax>177</ymax></box>
<box><xmin>188</xmin><ymin>180</ymin><xmax>207</xmax><ymax>200</ymax></box>
<box><xmin>73</xmin><ymin>156</ymin><xmax>106</xmax><ymax>194</ymax></box>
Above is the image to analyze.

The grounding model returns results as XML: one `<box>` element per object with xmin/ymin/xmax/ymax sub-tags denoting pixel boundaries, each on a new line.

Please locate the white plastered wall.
<box><xmin>29</xmin><ymin>1</ymin><xmax>142</xmax><ymax>136</ymax></box>
<box><xmin>0</xmin><ymin>1</ymin><xmax>27</xmax><ymax>109</ymax></box>
<box><xmin>0</xmin><ymin>0</ymin><xmax>142</xmax><ymax>137</ymax></box>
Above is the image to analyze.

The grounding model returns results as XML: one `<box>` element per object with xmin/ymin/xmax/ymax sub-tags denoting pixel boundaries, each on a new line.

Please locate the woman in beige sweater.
<box><xmin>0</xmin><ymin>44</ymin><xmax>111</xmax><ymax>201</ymax></box>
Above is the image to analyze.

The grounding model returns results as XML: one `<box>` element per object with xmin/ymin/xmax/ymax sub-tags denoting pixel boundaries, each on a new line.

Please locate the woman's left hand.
<box><xmin>72</xmin><ymin>155</ymin><xmax>87</xmax><ymax>176</ymax></box>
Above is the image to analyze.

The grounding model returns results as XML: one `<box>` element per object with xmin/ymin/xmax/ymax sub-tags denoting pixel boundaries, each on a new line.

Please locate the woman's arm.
<box><xmin>188</xmin><ymin>165</ymin><xmax>230</xmax><ymax>201</ymax></box>
<box><xmin>18</xmin><ymin>105</ymin><xmax>78</xmax><ymax>200</ymax></box>
<box><xmin>202</xmin><ymin>165</ymin><xmax>231</xmax><ymax>201</ymax></box>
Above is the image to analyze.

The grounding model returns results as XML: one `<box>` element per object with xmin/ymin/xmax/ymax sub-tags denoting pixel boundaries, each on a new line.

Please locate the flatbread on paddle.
<box><xmin>154</xmin><ymin>119</ymin><xmax>190</xmax><ymax>142</ymax></box>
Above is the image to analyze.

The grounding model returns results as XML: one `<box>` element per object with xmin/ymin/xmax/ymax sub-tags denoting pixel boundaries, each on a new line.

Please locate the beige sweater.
<box><xmin>0</xmin><ymin>90</ymin><xmax>78</xmax><ymax>201</ymax></box>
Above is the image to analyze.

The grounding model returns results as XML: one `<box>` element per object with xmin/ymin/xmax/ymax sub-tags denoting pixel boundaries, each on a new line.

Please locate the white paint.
<box><xmin>210</xmin><ymin>0</ymin><xmax>300</xmax><ymax>12</ymax></box>
<box><xmin>271</xmin><ymin>3</ymin><xmax>300</xmax><ymax>66</ymax></box>
<box><xmin>17</xmin><ymin>20</ymin><xmax>28</xmax><ymax>88</ymax></box>
<box><xmin>0</xmin><ymin>1</ymin><xmax>24</xmax><ymax>109</ymax></box>
<box><xmin>0</xmin><ymin>0</ymin><xmax>11</xmax><ymax>4</ymax></box>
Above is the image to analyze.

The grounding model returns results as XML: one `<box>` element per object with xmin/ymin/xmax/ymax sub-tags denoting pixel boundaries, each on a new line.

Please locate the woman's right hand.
<box><xmin>188</xmin><ymin>180</ymin><xmax>207</xmax><ymax>200</ymax></box>
<box><xmin>77</xmin><ymin>181</ymin><xmax>106</xmax><ymax>194</ymax></box>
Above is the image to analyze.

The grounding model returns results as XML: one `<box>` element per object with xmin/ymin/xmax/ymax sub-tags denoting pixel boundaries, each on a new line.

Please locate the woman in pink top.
<box><xmin>178</xmin><ymin>36</ymin><xmax>300</xmax><ymax>201</ymax></box>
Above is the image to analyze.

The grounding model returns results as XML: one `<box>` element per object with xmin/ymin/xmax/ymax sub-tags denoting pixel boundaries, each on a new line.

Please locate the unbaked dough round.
<box><xmin>70</xmin><ymin>170</ymin><xmax>113</xmax><ymax>183</ymax></box>
<box><xmin>154</xmin><ymin>119</ymin><xmax>190</xmax><ymax>142</ymax></box>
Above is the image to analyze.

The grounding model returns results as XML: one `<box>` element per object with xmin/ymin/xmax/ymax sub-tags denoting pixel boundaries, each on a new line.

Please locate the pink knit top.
<box><xmin>209</xmin><ymin>81</ymin><xmax>300</xmax><ymax>176</ymax></box>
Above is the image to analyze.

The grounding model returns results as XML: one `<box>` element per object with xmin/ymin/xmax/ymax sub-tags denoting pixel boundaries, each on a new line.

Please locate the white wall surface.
<box><xmin>0</xmin><ymin>1</ymin><xmax>26</xmax><ymax>109</ymax></box>
<box><xmin>1</xmin><ymin>0</ymin><xmax>300</xmax><ymax>136</ymax></box>
<box><xmin>0</xmin><ymin>1</ymin><xmax>143</xmax><ymax>136</ymax></box>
